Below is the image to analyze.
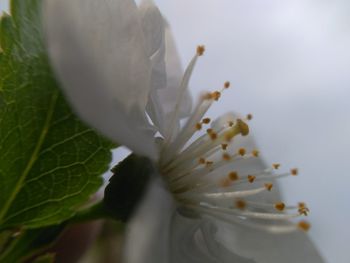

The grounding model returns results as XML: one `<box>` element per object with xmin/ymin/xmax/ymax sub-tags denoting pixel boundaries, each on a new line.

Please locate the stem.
<box><xmin>68</xmin><ymin>202</ymin><xmax>113</xmax><ymax>224</ymax></box>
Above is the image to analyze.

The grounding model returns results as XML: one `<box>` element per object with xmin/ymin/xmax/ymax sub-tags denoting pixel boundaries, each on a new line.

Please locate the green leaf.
<box><xmin>0</xmin><ymin>225</ymin><xmax>64</xmax><ymax>262</ymax></box>
<box><xmin>32</xmin><ymin>253</ymin><xmax>56</xmax><ymax>263</ymax></box>
<box><xmin>0</xmin><ymin>0</ymin><xmax>114</xmax><ymax>229</ymax></box>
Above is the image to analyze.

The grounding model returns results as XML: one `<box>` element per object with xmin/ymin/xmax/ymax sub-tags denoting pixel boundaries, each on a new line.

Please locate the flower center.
<box><xmin>157</xmin><ymin>46</ymin><xmax>310</xmax><ymax>233</ymax></box>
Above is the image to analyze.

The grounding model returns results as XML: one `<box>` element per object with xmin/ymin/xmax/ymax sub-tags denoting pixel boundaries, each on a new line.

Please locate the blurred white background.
<box><xmin>1</xmin><ymin>1</ymin><xmax>349</xmax><ymax>262</ymax></box>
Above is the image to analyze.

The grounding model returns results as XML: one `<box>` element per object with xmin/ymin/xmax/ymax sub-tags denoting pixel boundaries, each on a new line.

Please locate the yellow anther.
<box><xmin>236</xmin><ymin>119</ymin><xmax>249</xmax><ymax>136</ymax></box>
<box><xmin>202</xmin><ymin>118</ymin><xmax>211</xmax><ymax>124</ymax></box>
<box><xmin>195</xmin><ymin>123</ymin><xmax>202</xmax><ymax>130</ymax></box>
<box><xmin>274</xmin><ymin>202</ymin><xmax>286</xmax><ymax>211</ymax></box>
<box><xmin>228</xmin><ymin>171</ymin><xmax>239</xmax><ymax>181</ymax></box>
<box><xmin>197</xmin><ymin>45</ymin><xmax>205</xmax><ymax>56</ymax></box>
<box><xmin>211</xmin><ymin>91</ymin><xmax>221</xmax><ymax>101</ymax></box>
<box><xmin>235</xmin><ymin>199</ymin><xmax>246</xmax><ymax>210</ymax></box>
<box><xmin>221</xmin><ymin>144</ymin><xmax>228</xmax><ymax>150</ymax></box>
<box><xmin>246</xmin><ymin>113</ymin><xmax>253</xmax><ymax>120</ymax></box>
<box><xmin>272</xmin><ymin>163</ymin><xmax>280</xmax><ymax>169</ymax></box>
<box><xmin>291</xmin><ymin>168</ymin><xmax>298</xmax><ymax>176</ymax></box>
<box><xmin>198</xmin><ymin>158</ymin><xmax>206</xmax><ymax>164</ymax></box>
<box><xmin>252</xmin><ymin>150</ymin><xmax>259</xmax><ymax>157</ymax></box>
<box><xmin>247</xmin><ymin>175</ymin><xmax>256</xmax><ymax>183</ymax></box>
<box><xmin>222</xmin><ymin>153</ymin><xmax>231</xmax><ymax>161</ymax></box>
<box><xmin>265</xmin><ymin>183</ymin><xmax>273</xmax><ymax>191</ymax></box>
<box><xmin>298</xmin><ymin>203</ymin><xmax>310</xmax><ymax>216</ymax></box>
<box><xmin>298</xmin><ymin>221</ymin><xmax>311</xmax><ymax>232</ymax></box>
<box><xmin>224</xmin><ymin>81</ymin><xmax>230</xmax><ymax>89</ymax></box>
<box><xmin>238</xmin><ymin>148</ymin><xmax>246</xmax><ymax>156</ymax></box>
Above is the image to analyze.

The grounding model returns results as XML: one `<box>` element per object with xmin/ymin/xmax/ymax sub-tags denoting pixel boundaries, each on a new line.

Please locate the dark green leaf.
<box><xmin>0</xmin><ymin>0</ymin><xmax>114</xmax><ymax>229</ymax></box>
<box><xmin>0</xmin><ymin>225</ymin><xmax>64</xmax><ymax>262</ymax></box>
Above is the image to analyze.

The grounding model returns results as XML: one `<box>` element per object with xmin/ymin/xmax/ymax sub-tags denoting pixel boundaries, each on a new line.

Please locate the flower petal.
<box><xmin>215</xmin><ymin>221</ymin><xmax>324</xmax><ymax>263</ymax></box>
<box><xmin>125</xmin><ymin>178</ymin><xmax>256</xmax><ymax>263</ymax></box>
<box><xmin>43</xmin><ymin>0</ymin><xmax>157</xmax><ymax>158</ymax></box>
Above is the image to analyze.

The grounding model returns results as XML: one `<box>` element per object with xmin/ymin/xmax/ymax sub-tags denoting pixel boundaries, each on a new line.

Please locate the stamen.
<box><xmin>202</xmin><ymin>118</ymin><xmax>211</xmax><ymax>124</ymax></box>
<box><xmin>228</xmin><ymin>171</ymin><xmax>239</xmax><ymax>181</ymax></box>
<box><xmin>248</xmin><ymin>175</ymin><xmax>256</xmax><ymax>183</ymax></box>
<box><xmin>195</xmin><ymin>123</ymin><xmax>202</xmax><ymax>130</ymax></box>
<box><xmin>222</xmin><ymin>153</ymin><xmax>231</xmax><ymax>161</ymax></box>
<box><xmin>275</xmin><ymin>202</ymin><xmax>286</xmax><ymax>211</ymax></box>
<box><xmin>221</xmin><ymin>144</ymin><xmax>228</xmax><ymax>150</ymax></box>
<box><xmin>298</xmin><ymin>221</ymin><xmax>311</xmax><ymax>232</ymax></box>
<box><xmin>235</xmin><ymin>199</ymin><xmax>246</xmax><ymax>210</ymax></box>
<box><xmin>272</xmin><ymin>163</ymin><xmax>281</xmax><ymax>169</ymax></box>
<box><xmin>197</xmin><ymin>45</ymin><xmax>205</xmax><ymax>56</ymax></box>
<box><xmin>252</xmin><ymin>149</ymin><xmax>259</xmax><ymax>157</ymax></box>
<box><xmin>264</xmin><ymin>183</ymin><xmax>273</xmax><ymax>191</ymax></box>
<box><xmin>246</xmin><ymin>113</ymin><xmax>253</xmax><ymax>120</ymax></box>
<box><xmin>224</xmin><ymin>81</ymin><xmax>231</xmax><ymax>89</ymax></box>
<box><xmin>291</xmin><ymin>168</ymin><xmax>298</xmax><ymax>176</ymax></box>
<box><xmin>238</xmin><ymin>148</ymin><xmax>246</xmax><ymax>156</ymax></box>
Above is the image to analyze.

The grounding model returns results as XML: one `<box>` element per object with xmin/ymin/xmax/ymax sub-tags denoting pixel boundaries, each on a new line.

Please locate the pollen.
<box><xmin>252</xmin><ymin>149</ymin><xmax>259</xmax><ymax>157</ymax></box>
<box><xmin>238</xmin><ymin>148</ymin><xmax>246</xmax><ymax>156</ymax></box>
<box><xmin>198</xmin><ymin>158</ymin><xmax>206</xmax><ymax>164</ymax></box>
<box><xmin>246</xmin><ymin>113</ymin><xmax>253</xmax><ymax>120</ymax></box>
<box><xmin>291</xmin><ymin>168</ymin><xmax>298</xmax><ymax>176</ymax></box>
<box><xmin>195</xmin><ymin>123</ymin><xmax>202</xmax><ymax>130</ymax></box>
<box><xmin>211</xmin><ymin>91</ymin><xmax>221</xmax><ymax>101</ymax></box>
<box><xmin>236</xmin><ymin>119</ymin><xmax>249</xmax><ymax>136</ymax></box>
<box><xmin>265</xmin><ymin>183</ymin><xmax>273</xmax><ymax>191</ymax></box>
<box><xmin>274</xmin><ymin>202</ymin><xmax>286</xmax><ymax>211</ymax></box>
<box><xmin>224</xmin><ymin>81</ymin><xmax>230</xmax><ymax>89</ymax></box>
<box><xmin>196</xmin><ymin>45</ymin><xmax>205</xmax><ymax>56</ymax></box>
<box><xmin>235</xmin><ymin>199</ymin><xmax>246</xmax><ymax>210</ymax></box>
<box><xmin>228</xmin><ymin>171</ymin><xmax>239</xmax><ymax>181</ymax></box>
<box><xmin>202</xmin><ymin>118</ymin><xmax>211</xmax><ymax>124</ymax></box>
<box><xmin>247</xmin><ymin>175</ymin><xmax>256</xmax><ymax>183</ymax></box>
<box><xmin>272</xmin><ymin>163</ymin><xmax>281</xmax><ymax>170</ymax></box>
<box><xmin>222</xmin><ymin>153</ymin><xmax>231</xmax><ymax>161</ymax></box>
<box><xmin>221</xmin><ymin>144</ymin><xmax>228</xmax><ymax>150</ymax></box>
<box><xmin>298</xmin><ymin>221</ymin><xmax>311</xmax><ymax>232</ymax></box>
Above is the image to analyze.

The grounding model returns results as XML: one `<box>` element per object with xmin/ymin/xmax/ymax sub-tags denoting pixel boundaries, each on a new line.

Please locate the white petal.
<box><xmin>125</xmin><ymin>178</ymin><xmax>255</xmax><ymax>263</ymax></box>
<box><xmin>215</xmin><ymin>221</ymin><xmax>324</xmax><ymax>263</ymax></box>
<box><xmin>124</xmin><ymin>178</ymin><xmax>174</xmax><ymax>263</ymax></box>
<box><xmin>44</xmin><ymin>0</ymin><xmax>157</xmax><ymax>158</ymax></box>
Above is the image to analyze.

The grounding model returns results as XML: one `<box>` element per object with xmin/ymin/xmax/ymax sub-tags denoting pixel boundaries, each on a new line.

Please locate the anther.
<box><xmin>298</xmin><ymin>221</ymin><xmax>311</xmax><ymax>232</ymax></box>
<box><xmin>224</xmin><ymin>81</ymin><xmax>230</xmax><ymax>89</ymax></box>
<box><xmin>248</xmin><ymin>175</ymin><xmax>256</xmax><ymax>183</ymax></box>
<box><xmin>228</xmin><ymin>171</ymin><xmax>239</xmax><ymax>181</ymax></box>
<box><xmin>252</xmin><ymin>150</ymin><xmax>259</xmax><ymax>157</ymax></box>
<box><xmin>202</xmin><ymin>118</ymin><xmax>211</xmax><ymax>124</ymax></box>
<box><xmin>236</xmin><ymin>119</ymin><xmax>249</xmax><ymax>136</ymax></box>
<box><xmin>198</xmin><ymin>158</ymin><xmax>206</xmax><ymax>164</ymax></box>
<box><xmin>195</xmin><ymin>123</ymin><xmax>202</xmax><ymax>130</ymax></box>
<box><xmin>211</xmin><ymin>91</ymin><xmax>221</xmax><ymax>101</ymax></box>
<box><xmin>197</xmin><ymin>45</ymin><xmax>205</xmax><ymax>56</ymax></box>
<box><xmin>220</xmin><ymin>178</ymin><xmax>231</xmax><ymax>188</ymax></box>
<box><xmin>272</xmin><ymin>163</ymin><xmax>281</xmax><ymax>169</ymax></box>
<box><xmin>274</xmin><ymin>202</ymin><xmax>286</xmax><ymax>211</ymax></box>
<box><xmin>235</xmin><ymin>199</ymin><xmax>246</xmax><ymax>210</ymax></box>
<box><xmin>265</xmin><ymin>183</ymin><xmax>273</xmax><ymax>191</ymax></box>
<box><xmin>206</xmin><ymin>161</ymin><xmax>213</xmax><ymax>166</ymax></box>
<box><xmin>228</xmin><ymin>121</ymin><xmax>234</xmax><ymax>127</ymax></box>
<box><xmin>291</xmin><ymin>168</ymin><xmax>298</xmax><ymax>176</ymax></box>
<box><xmin>238</xmin><ymin>148</ymin><xmax>246</xmax><ymax>156</ymax></box>
<box><xmin>246</xmin><ymin>113</ymin><xmax>253</xmax><ymax>120</ymax></box>
<box><xmin>221</xmin><ymin>144</ymin><xmax>228</xmax><ymax>150</ymax></box>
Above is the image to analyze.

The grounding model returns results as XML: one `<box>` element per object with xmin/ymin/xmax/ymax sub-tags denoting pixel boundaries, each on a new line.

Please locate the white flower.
<box><xmin>44</xmin><ymin>0</ymin><xmax>324</xmax><ymax>262</ymax></box>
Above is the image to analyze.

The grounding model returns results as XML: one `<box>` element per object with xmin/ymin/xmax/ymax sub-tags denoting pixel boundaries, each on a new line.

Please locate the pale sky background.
<box><xmin>1</xmin><ymin>1</ymin><xmax>349</xmax><ymax>263</ymax></box>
